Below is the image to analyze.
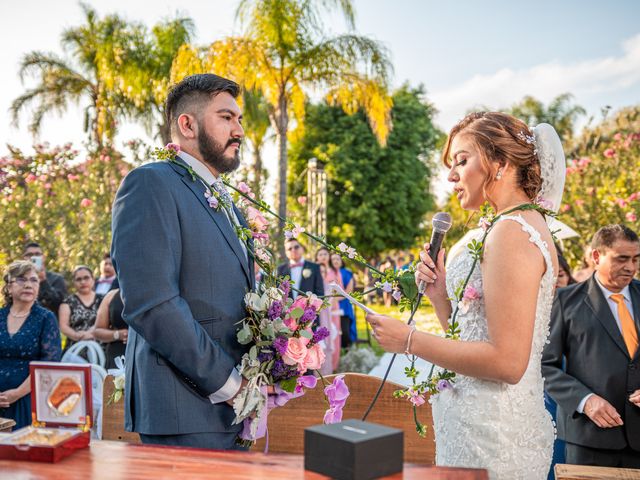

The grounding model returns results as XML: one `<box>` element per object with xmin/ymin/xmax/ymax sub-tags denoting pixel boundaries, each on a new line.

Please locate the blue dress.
<box><xmin>339</xmin><ymin>268</ymin><xmax>357</xmax><ymax>342</ymax></box>
<box><xmin>0</xmin><ymin>304</ymin><xmax>62</xmax><ymax>429</ymax></box>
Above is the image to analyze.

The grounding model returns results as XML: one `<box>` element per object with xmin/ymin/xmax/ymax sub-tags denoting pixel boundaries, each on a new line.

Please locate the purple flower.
<box><xmin>323</xmin><ymin>374</ymin><xmax>350</xmax><ymax>424</ymax></box>
<box><xmin>165</xmin><ymin>142</ymin><xmax>181</xmax><ymax>153</ymax></box>
<box><xmin>268</xmin><ymin>300</ymin><xmax>283</xmax><ymax>320</ymax></box>
<box><xmin>204</xmin><ymin>191</ymin><xmax>219</xmax><ymax>209</ymax></box>
<box><xmin>392</xmin><ymin>288</ymin><xmax>402</xmax><ymax>302</ymax></box>
<box><xmin>295</xmin><ymin>374</ymin><xmax>318</xmax><ymax>394</ymax></box>
<box><xmin>273</xmin><ymin>336</ymin><xmax>289</xmax><ymax>356</ymax></box>
<box><xmin>280</xmin><ymin>280</ymin><xmax>291</xmax><ymax>299</ymax></box>
<box><xmin>271</xmin><ymin>358</ymin><xmax>298</xmax><ymax>381</ymax></box>
<box><xmin>381</xmin><ymin>281</ymin><xmax>392</xmax><ymax>293</ymax></box>
<box><xmin>312</xmin><ymin>327</ymin><xmax>330</xmax><ymax>344</ymax></box>
<box><xmin>436</xmin><ymin>379</ymin><xmax>452</xmax><ymax>392</ymax></box>
<box><xmin>300</xmin><ymin>306</ymin><xmax>317</xmax><ymax>323</ymax></box>
<box><xmin>257</xmin><ymin>349</ymin><xmax>275</xmax><ymax>363</ymax></box>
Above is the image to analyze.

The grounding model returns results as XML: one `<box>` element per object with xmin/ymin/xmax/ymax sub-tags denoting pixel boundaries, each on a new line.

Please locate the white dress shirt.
<box><xmin>179</xmin><ymin>151</ymin><xmax>243</xmax><ymax>404</ymax></box>
<box><xmin>289</xmin><ymin>259</ymin><xmax>305</xmax><ymax>298</ymax></box>
<box><xmin>576</xmin><ymin>275</ymin><xmax>635</xmax><ymax>414</ymax></box>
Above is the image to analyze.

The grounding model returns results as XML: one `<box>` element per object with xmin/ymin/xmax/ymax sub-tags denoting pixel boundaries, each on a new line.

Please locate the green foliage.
<box><xmin>0</xmin><ymin>144</ymin><xmax>129</xmax><ymax>275</ymax></box>
<box><xmin>288</xmin><ymin>85</ymin><xmax>444</xmax><ymax>258</ymax></box>
<box><xmin>558</xmin><ymin>106</ymin><xmax>640</xmax><ymax>265</ymax></box>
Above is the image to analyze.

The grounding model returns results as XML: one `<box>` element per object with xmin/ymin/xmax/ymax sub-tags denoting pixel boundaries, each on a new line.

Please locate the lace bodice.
<box><xmin>431</xmin><ymin>215</ymin><xmax>555</xmax><ymax>479</ymax></box>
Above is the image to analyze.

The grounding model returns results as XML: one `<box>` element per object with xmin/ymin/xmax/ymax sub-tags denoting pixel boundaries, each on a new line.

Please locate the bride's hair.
<box><xmin>442</xmin><ymin>112</ymin><xmax>543</xmax><ymax>201</ymax></box>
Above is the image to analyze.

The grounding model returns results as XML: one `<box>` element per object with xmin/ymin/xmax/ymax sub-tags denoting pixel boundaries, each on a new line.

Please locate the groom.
<box><xmin>111</xmin><ymin>74</ymin><xmax>253</xmax><ymax>449</ymax></box>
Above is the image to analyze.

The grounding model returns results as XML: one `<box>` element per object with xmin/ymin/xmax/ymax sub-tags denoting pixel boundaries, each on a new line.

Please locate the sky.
<box><xmin>2</xmin><ymin>0</ymin><xmax>639</xmax><ymax>201</ymax></box>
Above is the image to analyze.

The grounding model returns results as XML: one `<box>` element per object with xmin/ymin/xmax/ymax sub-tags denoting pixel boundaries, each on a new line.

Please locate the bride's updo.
<box><xmin>442</xmin><ymin>112</ymin><xmax>543</xmax><ymax>201</ymax></box>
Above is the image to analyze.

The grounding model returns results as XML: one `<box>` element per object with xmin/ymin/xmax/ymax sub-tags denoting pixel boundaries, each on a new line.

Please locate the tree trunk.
<box><xmin>275</xmin><ymin>94</ymin><xmax>289</xmax><ymax>262</ymax></box>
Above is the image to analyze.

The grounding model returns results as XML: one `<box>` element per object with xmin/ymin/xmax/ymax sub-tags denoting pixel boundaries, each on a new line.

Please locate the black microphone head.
<box><xmin>432</xmin><ymin>212</ymin><xmax>452</xmax><ymax>233</ymax></box>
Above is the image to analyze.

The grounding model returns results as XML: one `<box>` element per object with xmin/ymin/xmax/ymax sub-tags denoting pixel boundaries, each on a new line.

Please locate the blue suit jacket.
<box><xmin>111</xmin><ymin>157</ymin><xmax>253</xmax><ymax>435</ymax></box>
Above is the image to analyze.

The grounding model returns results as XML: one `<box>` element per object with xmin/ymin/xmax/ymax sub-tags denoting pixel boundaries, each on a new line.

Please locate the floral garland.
<box><xmin>393</xmin><ymin>201</ymin><xmax>556</xmax><ymax>436</ymax></box>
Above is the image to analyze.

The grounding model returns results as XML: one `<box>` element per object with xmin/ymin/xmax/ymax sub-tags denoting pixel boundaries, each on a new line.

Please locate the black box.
<box><xmin>304</xmin><ymin>419</ymin><xmax>403</xmax><ymax>480</ymax></box>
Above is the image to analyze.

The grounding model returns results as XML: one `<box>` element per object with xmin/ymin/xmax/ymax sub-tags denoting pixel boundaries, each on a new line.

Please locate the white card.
<box><xmin>328</xmin><ymin>282</ymin><xmax>378</xmax><ymax>315</ymax></box>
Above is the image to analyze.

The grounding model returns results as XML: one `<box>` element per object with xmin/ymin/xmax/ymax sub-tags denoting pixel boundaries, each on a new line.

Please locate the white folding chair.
<box><xmin>62</xmin><ymin>340</ymin><xmax>106</xmax><ymax>368</ymax></box>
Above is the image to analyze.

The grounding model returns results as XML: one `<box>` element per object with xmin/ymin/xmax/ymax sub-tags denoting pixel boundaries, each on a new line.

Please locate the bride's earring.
<box><xmin>496</xmin><ymin>169</ymin><xmax>503</xmax><ymax>180</ymax></box>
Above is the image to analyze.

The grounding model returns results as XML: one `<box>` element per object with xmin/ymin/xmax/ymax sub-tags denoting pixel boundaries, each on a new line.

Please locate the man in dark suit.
<box><xmin>542</xmin><ymin>224</ymin><xmax>640</xmax><ymax>467</ymax></box>
<box><xmin>111</xmin><ymin>74</ymin><xmax>253</xmax><ymax>449</ymax></box>
<box><xmin>22</xmin><ymin>242</ymin><xmax>67</xmax><ymax>318</ymax></box>
<box><xmin>277</xmin><ymin>238</ymin><xmax>324</xmax><ymax>298</ymax></box>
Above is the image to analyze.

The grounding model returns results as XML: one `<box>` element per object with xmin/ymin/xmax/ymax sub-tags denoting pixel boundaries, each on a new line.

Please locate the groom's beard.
<box><xmin>198</xmin><ymin>129</ymin><xmax>241</xmax><ymax>174</ymax></box>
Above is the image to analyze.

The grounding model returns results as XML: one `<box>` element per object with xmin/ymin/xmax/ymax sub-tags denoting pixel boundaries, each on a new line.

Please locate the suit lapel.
<box><xmin>234</xmin><ymin>203</ymin><xmax>255</xmax><ymax>289</ymax></box>
<box><xmin>169</xmin><ymin>159</ymin><xmax>251</xmax><ymax>284</ymax></box>
<box><xmin>585</xmin><ymin>275</ymin><xmax>630</xmax><ymax>359</ymax></box>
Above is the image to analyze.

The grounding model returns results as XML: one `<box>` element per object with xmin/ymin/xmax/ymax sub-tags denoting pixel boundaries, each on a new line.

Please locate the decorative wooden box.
<box><xmin>0</xmin><ymin>362</ymin><xmax>92</xmax><ymax>462</ymax></box>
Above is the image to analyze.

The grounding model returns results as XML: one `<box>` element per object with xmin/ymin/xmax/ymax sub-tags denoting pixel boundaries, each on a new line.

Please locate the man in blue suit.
<box><xmin>111</xmin><ymin>74</ymin><xmax>253</xmax><ymax>449</ymax></box>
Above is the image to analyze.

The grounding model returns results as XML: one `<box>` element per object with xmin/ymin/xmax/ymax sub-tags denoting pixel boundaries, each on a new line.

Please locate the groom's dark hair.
<box><xmin>165</xmin><ymin>74</ymin><xmax>240</xmax><ymax>127</ymax></box>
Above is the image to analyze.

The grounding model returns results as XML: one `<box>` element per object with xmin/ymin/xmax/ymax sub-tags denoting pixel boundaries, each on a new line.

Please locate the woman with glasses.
<box><xmin>58</xmin><ymin>266</ymin><xmax>103</xmax><ymax>351</ymax></box>
<box><xmin>0</xmin><ymin>260</ymin><xmax>61</xmax><ymax>429</ymax></box>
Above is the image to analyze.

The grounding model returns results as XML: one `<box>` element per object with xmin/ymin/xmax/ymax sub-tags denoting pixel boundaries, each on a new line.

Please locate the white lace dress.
<box><xmin>430</xmin><ymin>215</ymin><xmax>555</xmax><ymax>479</ymax></box>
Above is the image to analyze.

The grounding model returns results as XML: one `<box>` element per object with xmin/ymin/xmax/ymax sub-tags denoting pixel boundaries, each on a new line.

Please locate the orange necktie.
<box><xmin>611</xmin><ymin>293</ymin><xmax>638</xmax><ymax>357</ymax></box>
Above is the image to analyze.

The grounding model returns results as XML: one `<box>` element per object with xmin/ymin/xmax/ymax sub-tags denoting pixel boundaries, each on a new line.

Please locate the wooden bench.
<box><xmin>555</xmin><ymin>464</ymin><xmax>640</xmax><ymax>479</ymax></box>
<box><xmin>0</xmin><ymin>417</ymin><xmax>15</xmax><ymax>433</ymax></box>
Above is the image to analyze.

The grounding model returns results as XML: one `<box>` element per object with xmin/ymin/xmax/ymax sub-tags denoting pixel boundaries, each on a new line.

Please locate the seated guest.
<box><xmin>59</xmin><ymin>266</ymin><xmax>103</xmax><ymax>350</ymax></box>
<box><xmin>95</xmin><ymin>253</ymin><xmax>116</xmax><ymax>295</ymax></box>
<box><xmin>93</xmin><ymin>289</ymin><xmax>128</xmax><ymax>369</ymax></box>
<box><xmin>22</xmin><ymin>242</ymin><xmax>68</xmax><ymax>318</ymax></box>
<box><xmin>0</xmin><ymin>261</ymin><xmax>61</xmax><ymax>429</ymax></box>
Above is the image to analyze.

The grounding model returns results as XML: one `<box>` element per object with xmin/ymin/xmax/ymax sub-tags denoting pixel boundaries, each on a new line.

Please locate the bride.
<box><xmin>367</xmin><ymin>112</ymin><xmax>566</xmax><ymax>479</ymax></box>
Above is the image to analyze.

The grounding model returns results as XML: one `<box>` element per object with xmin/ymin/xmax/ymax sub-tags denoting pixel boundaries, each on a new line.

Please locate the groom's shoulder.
<box><xmin>124</xmin><ymin>161</ymin><xmax>179</xmax><ymax>185</ymax></box>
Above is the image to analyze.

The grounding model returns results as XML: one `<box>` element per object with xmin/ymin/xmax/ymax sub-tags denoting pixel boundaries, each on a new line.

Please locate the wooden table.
<box><xmin>555</xmin><ymin>463</ymin><xmax>640</xmax><ymax>479</ymax></box>
<box><xmin>0</xmin><ymin>440</ymin><xmax>488</xmax><ymax>479</ymax></box>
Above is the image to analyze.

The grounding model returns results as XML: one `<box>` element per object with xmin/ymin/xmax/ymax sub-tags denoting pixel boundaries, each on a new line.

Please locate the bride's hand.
<box><xmin>366</xmin><ymin>313</ymin><xmax>412</xmax><ymax>353</ymax></box>
<box><xmin>415</xmin><ymin>243</ymin><xmax>448</xmax><ymax>304</ymax></box>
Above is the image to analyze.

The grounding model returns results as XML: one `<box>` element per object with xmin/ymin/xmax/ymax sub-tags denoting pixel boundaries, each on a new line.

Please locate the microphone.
<box><xmin>418</xmin><ymin>212</ymin><xmax>452</xmax><ymax>295</ymax></box>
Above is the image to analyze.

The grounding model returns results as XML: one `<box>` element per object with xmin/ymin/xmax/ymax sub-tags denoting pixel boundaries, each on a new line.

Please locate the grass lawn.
<box><xmin>352</xmin><ymin>301</ymin><xmax>444</xmax><ymax>355</ymax></box>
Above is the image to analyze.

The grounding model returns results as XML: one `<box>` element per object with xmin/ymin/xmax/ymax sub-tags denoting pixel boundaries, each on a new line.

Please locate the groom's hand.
<box><xmin>584</xmin><ymin>394</ymin><xmax>623</xmax><ymax>428</ymax></box>
<box><xmin>226</xmin><ymin>378</ymin><xmax>249</xmax><ymax>406</ymax></box>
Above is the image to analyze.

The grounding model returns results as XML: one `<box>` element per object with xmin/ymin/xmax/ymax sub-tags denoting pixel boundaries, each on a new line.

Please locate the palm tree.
<box><xmin>119</xmin><ymin>17</ymin><xmax>195</xmax><ymax>144</ymax></box>
<box><xmin>11</xmin><ymin>3</ymin><xmax>138</xmax><ymax>148</ymax></box>
<box><xmin>181</xmin><ymin>0</ymin><xmax>393</xmax><ymax>251</ymax></box>
<box><xmin>242</xmin><ymin>89</ymin><xmax>272</xmax><ymax>194</ymax></box>
<box><xmin>507</xmin><ymin>93</ymin><xmax>586</xmax><ymax>141</ymax></box>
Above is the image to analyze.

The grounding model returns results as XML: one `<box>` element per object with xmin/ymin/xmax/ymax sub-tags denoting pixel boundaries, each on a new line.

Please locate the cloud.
<box><xmin>431</xmin><ymin>33</ymin><xmax>640</xmax><ymax>131</ymax></box>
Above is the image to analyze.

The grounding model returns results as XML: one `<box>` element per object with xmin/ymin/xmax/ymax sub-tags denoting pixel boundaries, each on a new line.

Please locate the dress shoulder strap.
<box><xmin>495</xmin><ymin>214</ymin><xmax>555</xmax><ymax>279</ymax></box>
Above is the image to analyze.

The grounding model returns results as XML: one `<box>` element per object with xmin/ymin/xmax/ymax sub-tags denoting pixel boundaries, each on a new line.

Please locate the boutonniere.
<box><xmin>302</xmin><ymin>268</ymin><xmax>312</xmax><ymax>279</ymax></box>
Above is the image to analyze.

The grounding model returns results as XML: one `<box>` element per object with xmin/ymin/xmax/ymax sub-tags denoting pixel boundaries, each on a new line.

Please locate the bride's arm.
<box><xmin>369</xmin><ymin>220</ymin><xmax>545</xmax><ymax>384</ymax></box>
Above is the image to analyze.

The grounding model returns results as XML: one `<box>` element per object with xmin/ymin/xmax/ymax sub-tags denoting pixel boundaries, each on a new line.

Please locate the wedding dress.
<box><xmin>430</xmin><ymin>215</ymin><xmax>555</xmax><ymax>479</ymax></box>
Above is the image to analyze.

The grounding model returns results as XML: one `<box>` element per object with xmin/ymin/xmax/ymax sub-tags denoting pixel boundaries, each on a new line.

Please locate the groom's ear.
<box><xmin>177</xmin><ymin>113</ymin><xmax>198</xmax><ymax>140</ymax></box>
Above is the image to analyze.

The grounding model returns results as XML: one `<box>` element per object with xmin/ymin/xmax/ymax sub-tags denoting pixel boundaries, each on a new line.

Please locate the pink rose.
<box><xmin>237</xmin><ymin>182</ymin><xmax>252</xmax><ymax>194</ymax></box>
<box><xmin>626</xmin><ymin>212</ymin><xmax>638</xmax><ymax>222</ymax></box>
<box><xmin>247</xmin><ymin>206</ymin><xmax>269</xmax><ymax>232</ymax></box>
<box><xmin>80</xmin><ymin>198</ymin><xmax>93</xmax><ymax>208</ymax></box>
<box><xmin>629</xmin><ymin>192</ymin><xmax>639</xmax><ymax>202</ymax></box>
<box><xmin>44</xmin><ymin>183</ymin><xmax>52</xmax><ymax>190</ymax></box>
<box><xmin>575</xmin><ymin>199</ymin><xmax>585</xmax><ymax>207</ymax></box>
<box><xmin>302</xmin><ymin>343</ymin><xmax>325</xmax><ymax>371</ymax></box>
<box><xmin>462</xmin><ymin>285</ymin><xmax>481</xmax><ymax>301</ymax></box>
<box><xmin>560</xmin><ymin>205</ymin><xmax>571</xmax><ymax>213</ymax></box>
<box><xmin>297</xmin><ymin>196</ymin><xmax>307</xmax><ymax>206</ymax></box>
<box><xmin>25</xmin><ymin>174</ymin><xmax>36</xmax><ymax>183</ymax></box>
<box><xmin>282</xmin><ymin>337</ymin><xmax>310</xmax><ymax>367</ymax></box>
<box><xmin>18</xmin><ymin>220</ymin><xmax>27</xmax><ymax>229</ymax></box>
<box><xmin>283</xmin><ymin>314</ymin><xmax>298</xmax><ymax>330</ymax></box>
<box><xmin>36</xmin><ymin>199</ymin><xmax>43</xmax><ymax>207</ymax></box>
<box><xmin>616</xmin><ymin>198</ymin><xmax>628</xmax><ymax>208</ymax></box>
<box><xmin>604</xmin><ymin>148</ymin><xmax>616</xmax><ymax>158</ymax></box>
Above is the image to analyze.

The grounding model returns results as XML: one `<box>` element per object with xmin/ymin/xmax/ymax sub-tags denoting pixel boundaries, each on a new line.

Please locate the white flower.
<box><xmin>337</xmin><ymin>242</ymin><xmax>349</xmax><ymax>252</ymax></box>
<box><xmin>302</xmin><ymin>268</ymin><xmax>312</xmax><ymax>279</ymax></box>
<box><xmin>244</xmin><ymin>292</ymin><xmax>267</xmax><ymax>311</ymax></box>
<box><xmin>113</xmin><ymin>374</ymin><xmax>125</xmax><ymax>390</ymax></box>
<box><xmin>265</xmin><ymin>287</ymin><xmax>282</xmax><ymax>301</ymax></box>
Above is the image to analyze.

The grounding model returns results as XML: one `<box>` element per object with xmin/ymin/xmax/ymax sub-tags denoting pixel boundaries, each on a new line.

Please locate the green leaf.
<box><xmin>279</xmin><ymin>377</ymin><xmax>297</xmax><ymax>393</ymax></box>
<box><xmin>397</xmin><ymin>270</ymin><xmax>418</xmax><ymax>301</ymax></box>
<box><xmin>289</xmin><ymin>307</ymin><xmax>304</xmax><ymax>320</ymax></box>
<box><xmin>260</xmin><ymin>323</ymin><xmax>275</xmax><ymax>339</ymax></box>
<box><xmin>237</xmin><ymin>323</ymin><xmax>253</xmax><ymax>345</ymax></box>
<box><xmin>299</xmin><ymin>329</ymin><xmax>313</xmax><ymax>339</ymax></box>
<box><xmin>249</xmin><ymin>346</ymin><xmax>257</xmax><ymax>361</ymax></box>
